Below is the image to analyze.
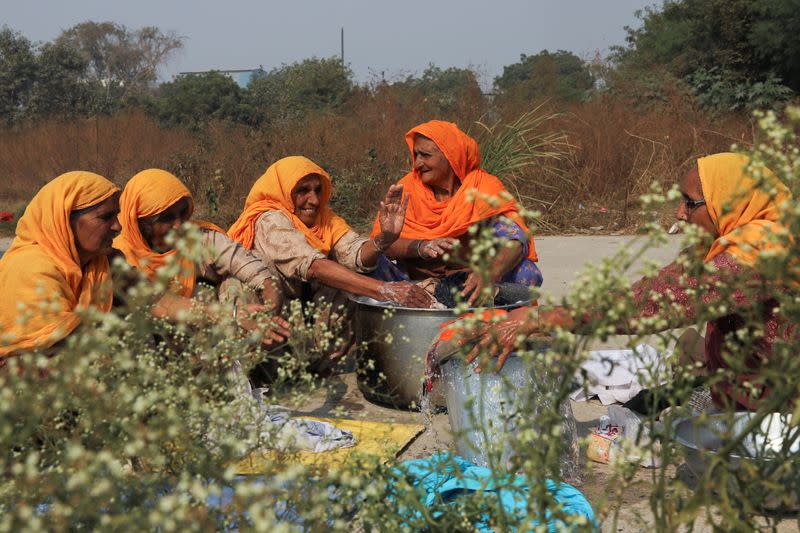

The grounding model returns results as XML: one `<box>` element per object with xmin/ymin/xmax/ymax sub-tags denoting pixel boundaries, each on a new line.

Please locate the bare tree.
<box><xmin>55</xmin><ymin>21</ymin><xmax>183</xmax><ymax>100</ymax></box>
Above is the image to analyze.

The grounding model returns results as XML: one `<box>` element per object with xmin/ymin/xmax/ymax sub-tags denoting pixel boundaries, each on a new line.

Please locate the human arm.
<box><xmin>461</xmin><ymin>240</ymin><xmax>524</xmax><ymax>306</ymax></box>
<box><xmin>462</xmin><ymin>253</ymin><xmax>753</xmax><ymax>371</ymax></box>
<box><xmin>306</xmin><ymin>258</ymin><xmax>436</xmax><ymax>308</ymax></box>
<box><xmin>461</xmin><ymin>216</ymin><xmax>527</xmax><ymax>306</ymax></box>
<box><xmin>198</xmin><ymin>230</ymin><xmax>283</xmax><ymax>311</ymax></box>
<box><xmin>383</xmin><ymin>237</ymin><xmax>459</xmax><ymax>260</ymax></box>
<box><xmin>151</xmin><ymin>292</ymin><xmax>290</xmax><ymax>347</ymax></box>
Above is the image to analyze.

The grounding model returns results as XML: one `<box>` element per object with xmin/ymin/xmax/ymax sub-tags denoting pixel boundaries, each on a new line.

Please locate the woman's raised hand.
<box><xmin>377</xmin><ymin>281</ymin><xmax>438</xmax><ymax>309</ymax></box>
<box><xmin>375</xmin><ymin>184</ymin><xmax>409</xmax><ymax>250</ymax></box>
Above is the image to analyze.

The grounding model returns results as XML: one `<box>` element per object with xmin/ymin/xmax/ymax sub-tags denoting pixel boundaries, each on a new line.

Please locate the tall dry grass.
<box><xmin>0</xmin><ymin>91</ymin><xmax>754</xmax><ymax>233</ymax></box>
<box><xmin>0</xmin><ymin>110</ymin><xmax>197</xmax><ymax>200</ymax></box>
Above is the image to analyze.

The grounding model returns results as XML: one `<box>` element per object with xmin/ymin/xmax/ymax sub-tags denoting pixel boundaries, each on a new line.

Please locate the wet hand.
<box><xmin>463</xmin><ymin>307</ymin><xmax>537</xmax><ymax>372</ymax></box>
<box><xmin>418</xmin><ymin>238</ymin><xmax>456</xmax><ymax>260</ymax></box>
<box><xmin>461</xmin><ymin>271</ymin><xmax>496</xmax><ymax>307</ymax></box>
<box><xmin>377</xmin><ymin>281</ymin><xmax>438</xmax><ymax>308</ymax></box>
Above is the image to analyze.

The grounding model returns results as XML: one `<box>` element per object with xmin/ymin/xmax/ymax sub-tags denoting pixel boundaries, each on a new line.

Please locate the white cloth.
<box><xmin>226</xmin><ymin>361</ymin><xmax>357</xmax><ymax>453</ymax></box>
<box><xmin>570</xmin><ymin>344</ymin><xmax>670</xmax><ymax>405</ymax></box>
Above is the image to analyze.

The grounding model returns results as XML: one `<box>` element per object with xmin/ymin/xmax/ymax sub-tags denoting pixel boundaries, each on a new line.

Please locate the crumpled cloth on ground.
<box><xmin>259</xmin><ymin>406</ymin><xmax>357</xmax><ymax>453</ymax></box>
<box><xmin>226</xmin><ymin>361</ymin><xmax>357</xmax><ymax>453</ymax></box>
<box><xmin>570</xmin><ymin>344</ymin><xmax>670</xmax><ymax>405</ymax></box>
<box><xmin>390</xmin><ymin>453</ymin><xmax>597</xmax><ymax>532</ymax></box>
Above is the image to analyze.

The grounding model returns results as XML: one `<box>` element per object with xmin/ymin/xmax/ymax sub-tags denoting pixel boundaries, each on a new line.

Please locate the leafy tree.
<box><xmin>395</xmin><ymin>65</ymin><xmax>484</xmax><ymax>115</ymax></box>
<box><xmin>494</xmin><ymin>50</ymin><xmax>595</xmax><ymax>102</ymax></box>
<box><xmin>27</xmin><ymin>42</ymin><xmax>97</xmax><ymax>118</ymax></box>
<box><xmin>55</xmin><ymin>21</ymin><xmax>183</xmax><ymax>103</ymax></box>
<box><xmin>0</xmin><ymin>27</ymin><xmax>93</xmax><ymax>124</ymax></box>
<box><xmin>247</xmin><ymin>57</ymin><xmax>354</xmax><ymax>121</ymax></box>
<box><xmin>0</xmin><ymin>27</ymin><xmax>37</xmax><ymax>123</ymax></box>
<box><xmin>613</xmin><ymin>0</ymin><xmax>799</xmax><ymax>109</ymax></box>
<box><xmin>149</xmin><ymin>71</ymin><xmax>259</xmax><ymax>128</ymax></box>
<box><xmin>748</xmin><ymin>0</ymin><xmax>800</xmax><ymax>92</ymax></box>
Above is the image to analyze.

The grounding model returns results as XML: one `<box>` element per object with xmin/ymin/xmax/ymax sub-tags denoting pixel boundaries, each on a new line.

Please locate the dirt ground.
<box><xmin>1</xmin><ymin>234</ymin><xmax>797</xmax><ymax>530</ymax></box>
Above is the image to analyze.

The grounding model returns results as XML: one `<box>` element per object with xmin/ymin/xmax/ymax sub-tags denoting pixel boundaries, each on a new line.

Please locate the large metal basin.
<box><xmin>351</xmin><ymin>296</ymin><xmax>527</xmax><ymax>409</ymax></box>
<box><xmin>441</xmin><ymin>353</ymin><xmax>581</xmax><ymax>481</ymax></box>
<box><xmin>674</xmin><ymin>412</ymin><xmax>800</xmax><ymax>512</ymax></box>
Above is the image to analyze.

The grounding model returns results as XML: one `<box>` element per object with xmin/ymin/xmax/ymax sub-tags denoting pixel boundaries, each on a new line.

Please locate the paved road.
<box><xmin>534</xmin><ymin>234</ymin><xmax>682</xmax><ymax>300</ymax></box>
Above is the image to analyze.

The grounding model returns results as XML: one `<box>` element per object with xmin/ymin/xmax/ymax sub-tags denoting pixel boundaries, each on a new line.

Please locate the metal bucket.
<box><xmin>441</xmin><ymin>353</ymin><xmax>581</xmax><ymax>481</ymax></box>
<box><xmin>351</xmin><ymin>296</ymin><xmax>528</xmax><ymax>409</ymax></box>
<box><xmin>674</xmin><ymin>412</ymin><xmax>800</xmax><ymax>512</ymax></box>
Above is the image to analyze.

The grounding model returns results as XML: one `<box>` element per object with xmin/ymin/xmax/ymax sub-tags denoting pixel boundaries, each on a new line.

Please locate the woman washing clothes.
<box><xmin>228</xmin><ymin>156</ymin><xmax>436</xmax><ymax>370</ymax></box>
<box><xmin>371</xmin><ymin>120</ymin><xmax>542</xmax><ymax>307</ymax></box>
<box><xmin>114</xmin><ymin>169</ymin><xmax>289</xmax><ymax>347</ymax></box>
<box><xmin>459</xmin><ymin>153</ymin><xmax>795</xmax><ymax>411</ymax></box>
<box><xmin>0</xmin><ymin>172</ymin><xmax>121</xmax><ymax>359</ymax></box>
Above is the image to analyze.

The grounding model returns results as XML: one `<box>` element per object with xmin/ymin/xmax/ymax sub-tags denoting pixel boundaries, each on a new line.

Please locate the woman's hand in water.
<box><xmin>461</xmin><ymin>271</ymin><xmax>498</xmax><ymax>307</ymax></box>
<box><xmin>377</xmin><ymin>281</ymin><xmax>438</xmax><ymax>308</ymax></box>
<box><xmin>463</xmin><ymin>306</ymin><xmax>538</xmax><ymax>372</ymax></box>
<box><xmin>375</xmin><ymin>184</ymin><xmax>409</xmax><ymax>249</ymax></box>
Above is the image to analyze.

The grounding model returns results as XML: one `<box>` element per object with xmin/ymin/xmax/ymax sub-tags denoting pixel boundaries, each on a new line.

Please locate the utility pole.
<box><xmin>340</xmin><ymin>27</ymin><xmax>344</xmax><ymax>65</ymax></box>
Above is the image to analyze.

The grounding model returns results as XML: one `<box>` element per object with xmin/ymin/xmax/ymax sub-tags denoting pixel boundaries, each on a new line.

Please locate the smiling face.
<box><xmin>138</xmin><ymin>196</ymin><xmax>191</xmax><ymax>253</ymax></box>
<box><xmin>71</xmin><ymin>193</ymin><xmax>122</xmax><ymax>265</ymax></box>
<box><xmin>291</xmin><ymin>174</ymin><xmax>323</xmax><ymax>228</ymax></box>
<box><xmin>412</xmin><ymin>134</ymin><xmax>457</xmax><ymax>191</ymax></box>
<box><xmin>677</xmin><ymin>165</ymin><xmax>717</xmax><ymax>237</ymax></box>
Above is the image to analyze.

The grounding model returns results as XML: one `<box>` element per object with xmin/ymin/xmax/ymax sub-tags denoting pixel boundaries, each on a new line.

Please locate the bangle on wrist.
<box><xmin>414</xmin><ymin>239</ymin><xmax>424</xmax><ymax>258</ymax></box>
<box><xmin>231</xmin><ymin>296</ymin><xmax>240</xmax><ymax>327</ymax></box>
<box><xmin>372</xmin><ymin>236</ymin><xmax>389</xmax><ymax>254</ymax></box>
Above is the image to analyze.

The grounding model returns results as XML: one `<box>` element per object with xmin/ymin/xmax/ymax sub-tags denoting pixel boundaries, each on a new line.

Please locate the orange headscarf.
<box><xmin>228</xmin><ymin>156</ymin><xmax>351</xmax><ymax>255</ymax></box>
<box><xmin>0</xmin><ymin>171</ymin><xmax>119</xmax><ymax>357</ymax></box>
<box><xmin>114</xmin><ymin>169</ymin><xmax>224</xmax><ymax>298</ymax></box>
<box><xmin>699</xmin><ymin>153</ymin><xmax>791</xmax><ymax>266</ymax></box>
<box><xmin>371</xmin><ymin>120</ymin><xmax>538</xmax><ymax>261</ymax></box>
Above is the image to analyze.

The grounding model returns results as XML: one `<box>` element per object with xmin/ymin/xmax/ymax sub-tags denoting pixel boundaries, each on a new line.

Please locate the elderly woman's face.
<box><xmin>138</xmin><ymin>197</ymin><xmax>191</xmax><ymax>253</ymax></box>
<box><xmin>71</xmin><ymin>193</ymin><xmax>122</xmax><ymax>264</ymax></box>
<box><xmin>677</xmin><ymin>166</ymin><xmax>717</xmax><ymax>237</ymax></box>
<box><xmin>291</xmin><ymin>174</ymin><xmax>323</xmax><ymax>228</ymax></box>
<box><xmin>412</xmin><ymin>135</ymin><xmax>455</xmax><ymax>189</ymax></box>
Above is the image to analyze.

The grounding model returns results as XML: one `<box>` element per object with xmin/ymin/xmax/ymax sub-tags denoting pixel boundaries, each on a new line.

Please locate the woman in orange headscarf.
<box><xmin>114</xmin><ymin>169</ymin><xmax>288</xmax><ymax>346</ymax></box>
<box><xmin>228</xmin><ymin>156</ymin><xmax>436</xmax><ymax>371</ymax></box>
<box><xmin>228</xmin><ymin>156</ymin><xmax>435</xmax><ymax>309</ymax></box>
<box><xmin>459</xmin><ymin>153</ymin><xmax>795</xmax><ymax>411</ymax></box>
<box><xmin>371</xmin><ymin>120</ymin><xmax>542</xmax><ymax>306</ymax></box>
<box><xmin>0</xmin><ymin>172</ymin><xmax>120</xmax><ymax>358</ymax></box>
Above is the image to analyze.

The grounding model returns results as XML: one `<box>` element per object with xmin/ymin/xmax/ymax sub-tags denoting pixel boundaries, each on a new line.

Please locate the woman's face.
<box><xmin>291</xmin><ymin>174</ymin><xmax>323</xmax><ymax>228</ymax></box>
<box><xmin>677</xmin><ymin>165</ymin><xmax>717</xmax><ymax>237</ymax></box>
<box><xmin>412</xmin><ymin>135</ymin><xmax>456</xmax><ymax>189</ymax></box>
<box><xmin>72</xmin><ymin>193</ymin><xmax>122</xmax><ymax>264</ymax></box>
<box><xmin>138</xmin><ymin>197</ymin><xmax>191</xmax><ymax>253</ymax></box>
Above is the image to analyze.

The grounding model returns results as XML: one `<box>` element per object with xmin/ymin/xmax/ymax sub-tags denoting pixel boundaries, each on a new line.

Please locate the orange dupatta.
<box><xmin>0</xmin><ymin>172</ymin><xmax>118</xmax><ymax>356</ymax></box>
<box><xmin>699</xmin><ymin>153</ymin><xmax>791</xmax><ymax>266</ymax></box>
<box><xmin>371</xmin><ymin>120</ymin><xmax>538</xmax><ymax>262</ymax></box>
<box><xmin>227</xmin><ymin>156</ymin><xmax>351</xmax><ymax>255</ymax></box>
<box><xmin>114</xmin><ymin>169</ymin><xmax>224</xmax><ymax>297</ymax></box>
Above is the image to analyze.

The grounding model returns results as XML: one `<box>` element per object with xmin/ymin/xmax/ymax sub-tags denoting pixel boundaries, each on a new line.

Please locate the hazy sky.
<box><xmin>3</xmin><ymin>0</ymin><xmax>657</xmax><ymax>87</ymax></box>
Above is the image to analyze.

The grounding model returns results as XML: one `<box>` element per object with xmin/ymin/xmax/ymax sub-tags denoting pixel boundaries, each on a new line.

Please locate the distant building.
<box><xmin>177</xmin><ymin>67</ymin><xmax>266</xmax><ymax>88</ymax></box>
